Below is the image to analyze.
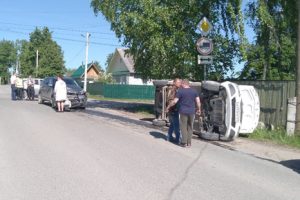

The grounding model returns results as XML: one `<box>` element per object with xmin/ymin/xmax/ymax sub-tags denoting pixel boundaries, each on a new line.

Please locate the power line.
<box><xmin>0</xmin><ymin>28</ymin><xmax>120</xmax><ymax>47</ymax></box>
<box><xmin>0</xmin><ymin>21</ymin><xmax>114</xmax><ymax>35</ymax></box>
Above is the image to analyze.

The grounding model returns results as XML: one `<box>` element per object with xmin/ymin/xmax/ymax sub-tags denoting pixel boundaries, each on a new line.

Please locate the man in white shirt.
<box><xmin>10</xmin><ymin>73</ymin><xmax>17</xmax><ymax>100</ymax></box>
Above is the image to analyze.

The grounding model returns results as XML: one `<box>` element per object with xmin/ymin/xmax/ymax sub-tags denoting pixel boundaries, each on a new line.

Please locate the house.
<box><xmin>107</xmin><ymin>48</ymin><xmax>152</xmax><ymax>85</ymax></box>
<box><xmin>71</xmin><ymin>62</ymin><xmax>102</xmax><ymax>82</ymax></box>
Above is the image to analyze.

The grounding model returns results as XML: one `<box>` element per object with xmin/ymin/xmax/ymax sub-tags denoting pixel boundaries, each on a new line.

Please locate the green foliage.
<box><xmin>91</xmin><ymin>0</ymin><xmax>246</xmax><ymax>80</ymax></box>
<box><xmin>105</xmin><ymin>52</ymin><xmax>114</xmax><ymax>72</ymax></box>
<box><xmin>97</xmin><ymin>72</ymin><xmax>115</xmax><ymax>83</ymax></box>
<box><xmin>0</xmin><ymin>40</ymin><xmax>17</xmax><ymax>82</ymax></box>
<box><xmin>241</xmin><ymin>0</ymin><xmax>297</xmax><ymax>80</ymax></box>
<box><xmin>249</xmin><ymin>128</ymin><xmax>300</xmax><ymax>149</ymax></box>
<box><xmin>19</xmin><ymin>27</ymin><xmax>65</xmax><ymax>78</ymax></box>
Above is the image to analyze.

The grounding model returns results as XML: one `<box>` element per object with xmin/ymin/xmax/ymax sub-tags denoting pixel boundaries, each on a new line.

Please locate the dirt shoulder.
<box><xmin>87</xmin><ymin>98</ymin><xmax>300</xmax><ymax>163</ymax></box>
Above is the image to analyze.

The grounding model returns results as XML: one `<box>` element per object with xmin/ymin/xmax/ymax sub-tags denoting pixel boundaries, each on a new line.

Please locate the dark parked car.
<box><xmin>38</xmin><ymin>76</ymin><xmax>87</xmax><ymax>109</ymax></box>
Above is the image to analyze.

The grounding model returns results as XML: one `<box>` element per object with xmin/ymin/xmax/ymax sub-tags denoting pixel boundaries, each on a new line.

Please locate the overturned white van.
<box><xmin>152</xmin><ymin>80</ymin><xmax>260</xmax><ymax>141</ymax></box>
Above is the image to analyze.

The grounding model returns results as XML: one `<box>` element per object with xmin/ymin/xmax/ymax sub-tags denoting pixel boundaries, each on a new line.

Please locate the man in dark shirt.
<box><xmin>166</xmin><ymin>79</ymin><xmax>201</xmax><ymax>147</ymax></box>
<box><xmin>166</xmin><ymin>78</ymin><xmax>181</xmax><ymax>143</ymax></box>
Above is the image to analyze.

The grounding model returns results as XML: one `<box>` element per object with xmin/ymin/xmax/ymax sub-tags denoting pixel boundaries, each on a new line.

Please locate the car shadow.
<box><xmin>280</xmin><ymin>159</ymin><xmax>300</xmax><ymax>174</ymax></box>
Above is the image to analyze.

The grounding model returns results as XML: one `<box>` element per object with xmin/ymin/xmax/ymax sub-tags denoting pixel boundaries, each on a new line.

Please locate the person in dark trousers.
<box><xmin>15</xmin><ymin>74</ymin><xmax>23</xmax><ymax>100</ymax></box>
<box><xmin>27</xmin><ymin>75</ymin><xmax>35</xmax><ymax>100</ymax></box>
<box><xmin>10</xmin><ymin>73</ymin><xmax>17</xmax><ymax>100</ymax></box>
<box><xmin>166</xmin><ymin>79</ymin><xmax>201</xmax><ymax>148</ymax></box>
<box><xmin>166</xmin><ymin>78</ymin><xmax>181</xmax><ymax>144</ymax></box>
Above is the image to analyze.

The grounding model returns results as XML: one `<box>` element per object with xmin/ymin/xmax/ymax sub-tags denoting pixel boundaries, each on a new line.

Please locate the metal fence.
<box><xmin>234</xmin><ymin>80</ymin><xmax>295</xmax><ymax>127</ymax></box>
<box><xmin>87</xmin><ymin>83</ymin><xmax>155</xmax><ymax>100</ymax></box>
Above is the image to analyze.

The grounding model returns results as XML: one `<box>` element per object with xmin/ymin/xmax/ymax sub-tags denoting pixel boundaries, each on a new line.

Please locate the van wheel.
<box><xmin>38</xmin><ymin>94</ymin><xmax>44</xmax><ymax>104</ymax></box>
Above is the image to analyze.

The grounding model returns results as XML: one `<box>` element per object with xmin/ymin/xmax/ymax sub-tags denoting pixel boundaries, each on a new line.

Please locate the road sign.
<box><xmin>198</xmin><ymin>55</ymin><xmax>213</xmax><ymax>65</ymax></box>
<box><xmin>198</xmin><ymin>17</ymin><xmax>212</xmax><ymax>36</ymax></box>
<box><xmin>196</xmin><ymin>37</ymin><xmax>213</xmax><ymax>55</ymax></box>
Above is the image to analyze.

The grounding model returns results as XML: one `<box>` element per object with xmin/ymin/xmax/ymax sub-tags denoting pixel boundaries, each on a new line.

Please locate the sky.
<box><xmin>0</xmin><ymin>0</ymin><xmax>122</xmax><ymax>70</ymax></box>
<box><xmin>0</xmin><ymin>0</ymin><xmax>255</xmax><ymax>73</ymax></box>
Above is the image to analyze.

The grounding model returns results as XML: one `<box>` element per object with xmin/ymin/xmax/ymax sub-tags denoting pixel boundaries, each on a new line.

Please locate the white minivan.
<box><xmin>152</xmin><ymin>80</ymin><xmax>260</xmax><ymax>141</ymax></box>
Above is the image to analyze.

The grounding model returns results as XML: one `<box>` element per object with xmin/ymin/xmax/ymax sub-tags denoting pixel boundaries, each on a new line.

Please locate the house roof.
<box><xmin>116</xmin><ymin>48</ymin><xmax>135</xmax><ymax>73</ymax></box>
<box><xmin>108</xmin><ymin>48</ymin><xmax>135</xmax><ymax>74</ymax></box>
<box><xmin>71</xmin><ymin>63</ymin><xmax>101</xmax><ymax>78</ymax></box>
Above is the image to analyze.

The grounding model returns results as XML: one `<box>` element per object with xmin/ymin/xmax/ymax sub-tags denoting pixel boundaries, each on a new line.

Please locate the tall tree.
<box><xmin>0</xmin><ymin>40</ymin><xmax>17</xmax><ymax>83</ymax></box>
<box><xmin>105</xmin><ymin>52</ymin><xmax>114</xmax><ymax>72</ymax></box>
<box><xmin>19</xmin><ymin>27</ymin><xmax>65</xmax><ymax>78</ymax></box>
<box><xmin>241</xmin><ymin>0</ymin><xmax>297</xmax><ymax>80</ymax></box>
<box><xmin>91</xmin><ymin>0</ymin><xmax>246</xmax><ymax>80</ymax></box>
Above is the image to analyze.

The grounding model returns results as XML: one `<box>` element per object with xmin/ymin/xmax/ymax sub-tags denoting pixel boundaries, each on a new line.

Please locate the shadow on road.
<box><xmin>149</xmin><ymin>131</ymin><xmax>167</xmax><ymax>140</ymax></box>
<box><xmin>87</xmin><ymin>100</ymin><xmax>154</xmax><ymax>115</ymax></box>
<box><xmin>280</xmin><ymin>159</ymin><xmax>300</xmax><ymax>174</ymax></box>
<box><xmin>80</xmin><ymin>108</ymin><xmax>168</xmax><ymax>133</ymax></box>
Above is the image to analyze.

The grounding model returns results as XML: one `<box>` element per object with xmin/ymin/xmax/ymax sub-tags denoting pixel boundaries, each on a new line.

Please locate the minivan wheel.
<box><xmin>38</xmin><ymin>94</ymin><xmax>44</xmax><ymax>104</ymax></box>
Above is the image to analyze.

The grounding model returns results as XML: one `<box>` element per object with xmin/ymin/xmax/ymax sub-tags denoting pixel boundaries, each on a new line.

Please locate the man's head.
<box><xmin>173</xmin><ymin>78</ymin><xmax>181</xmax><ymax>88</ymax></box>
<box><xmin>181</xmin><ymin>79</ymin><xmax>190</xmax><ymax>88</ymax></box>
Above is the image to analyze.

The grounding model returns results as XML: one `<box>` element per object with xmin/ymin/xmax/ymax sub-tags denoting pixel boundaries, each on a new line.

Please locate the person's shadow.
<box><xmin>149</xmin><ymin>131</ymin><xmax>167</xmax><ymax>140</ymax></box>
<box><xmin>280</xmin><ymin>159</ymin><xmax>300</xmax><ymax>174</ymax></box>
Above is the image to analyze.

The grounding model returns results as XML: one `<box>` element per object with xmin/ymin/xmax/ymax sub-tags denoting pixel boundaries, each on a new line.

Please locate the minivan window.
<box><xmin>63</xmin><ymin>78</ymin><xmax>79</xmax><ymax>86</ymax></box>
<box><xmin>43</xmin><ymin>78</ymin><xmax>49</xmax><ymax>85</ymax></box>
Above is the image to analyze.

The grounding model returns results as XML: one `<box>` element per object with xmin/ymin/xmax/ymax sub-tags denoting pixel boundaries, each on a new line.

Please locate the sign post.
<box><xmin>196</xmin><ymin>17</ymin><xmax>213</xmax><ymax>80</ymax></box>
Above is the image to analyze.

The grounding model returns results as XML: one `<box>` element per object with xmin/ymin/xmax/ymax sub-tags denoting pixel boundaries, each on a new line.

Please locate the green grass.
<box><xmin>88</xmin><ymin>95</ymin><xmax>154</xmax><ymax>104</ymax></box>
<box><xmin>248</xmin><ymin>128</ymin><xmax>300</xmax><ymax>149</ymax></box>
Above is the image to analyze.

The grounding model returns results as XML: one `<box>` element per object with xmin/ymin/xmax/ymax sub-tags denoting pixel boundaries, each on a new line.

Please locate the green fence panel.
<box><xmin>103</xmin><ymin>84</ymin><xmax>155</xmax><ymax>99</ymax></box>
<box><xmin>87</xmin><ymin>82</ymin><xmax>104</xmax><ymax>95</ymax></box>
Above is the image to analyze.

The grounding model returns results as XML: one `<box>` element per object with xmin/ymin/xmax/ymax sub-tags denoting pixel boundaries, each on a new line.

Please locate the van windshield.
<box><xmin>63</xmin><ymin>78</ymin><xmax>79</xmax><ymax>87</ymax></box>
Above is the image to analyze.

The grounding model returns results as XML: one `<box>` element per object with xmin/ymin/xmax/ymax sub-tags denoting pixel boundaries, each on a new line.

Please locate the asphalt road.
<box><xmin>0</xmin><ymin>85</ymin><xmax>299</xmax><ymax>200</ymax></box>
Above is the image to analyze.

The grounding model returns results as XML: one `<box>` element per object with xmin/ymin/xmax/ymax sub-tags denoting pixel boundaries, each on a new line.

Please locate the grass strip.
<box><xmin>249</xmin><ymin>129</ymin><xmax>300</xmax><ymax>149</ymax></box>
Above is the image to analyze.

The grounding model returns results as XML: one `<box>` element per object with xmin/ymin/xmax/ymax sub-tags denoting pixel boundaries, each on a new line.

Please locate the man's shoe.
<box><xmin>179</xmin><ymin>143</ymin><xmax>187</xmax><ymax>148</ymax></box>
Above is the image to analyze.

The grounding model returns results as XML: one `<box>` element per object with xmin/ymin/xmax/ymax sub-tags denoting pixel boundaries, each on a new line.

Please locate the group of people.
<box><xmin>10</xmin><ymin>73</ymin><xmax>35</xmax><ymax>101</ymax></box>
<box><xmin>166</xmin><ymin>79</ymin><xmax>201</xmax><ymax>148</ymax></box>
<box><xmin>10</xmin><ymin>73</ymin><xmax>67</xmax><ymax>112</ymax></box>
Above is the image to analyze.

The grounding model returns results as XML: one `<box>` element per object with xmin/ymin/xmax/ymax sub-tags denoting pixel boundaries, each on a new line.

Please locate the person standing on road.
<box><xmin>54</xmin><ymin>75</ymin><xmax>67</xmax><ymax>112</ymax></box>
<box><xmin>166</xmin><ymin>78</ymin><xmax>181</xmax><ymax>144</ymax></box>
<box><xmin>27</xmin><ymin>75</ymin><xmax>35</xmax><ymax>101</ymax></box>
<box><xmin>166</xmin><ymin>79</ymin><xmax>201</xmax><ymax>147</ymax></box>
<box><xmin>10</xmin><ymin>73</ymin><xmax>17</xmax><ymax>100</ymax></box>
<box><xmin>15</xmin><ymin>75</ymin><xmax>23</xmax><ymax>100</ymax></box>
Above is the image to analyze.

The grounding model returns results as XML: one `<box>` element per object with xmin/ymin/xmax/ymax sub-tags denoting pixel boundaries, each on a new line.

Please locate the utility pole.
<box><xmin>295</xmin><ymin>0</ymin><xmax>300</xmax><ymax>136</ymax></box>
<box><xmin>84</xmin><ymin>32</ymin><xmax>90</xmax><ymax>92</ymax></box>
<box><xmin>36</xmin><ymin>50</ymin><xmax>39</xmax><ymax>77</ymax></box>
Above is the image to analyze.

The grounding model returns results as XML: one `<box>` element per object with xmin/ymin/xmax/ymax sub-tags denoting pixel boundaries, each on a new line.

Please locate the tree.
<box><xmin>19</xmin><ymin>27</ymin><xmax>65</xmax><ymax>78</ymax></box>
<box><xmin>91</xmin><ymin>0</ymin><xmax>246</xmax><ymax>80</ymax></box>
<box><xmin>0</xmin><ymin>40</ymin><xmax>17</xmax><ymax>83</ymax></box>
<box><xmin>241</xmin><ymin>0</ymin><xmax>297</xmax><ymax>80</ymax></box>
<box><xmin>105</xmin><ymin>52</ymin><xmax>114</xmax><ymax>72</ymax></box>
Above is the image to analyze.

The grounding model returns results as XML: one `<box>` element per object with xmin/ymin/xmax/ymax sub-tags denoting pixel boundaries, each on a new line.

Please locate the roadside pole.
<box><xmin>36</xmin><ymin>50</ymin><xmax>39</xmax><ymax>77</ymax></box>
<box><xmin>84</xmin><ymin>32</ymin><xmax>90</xmax><ymax>92</ymax></box>
<box><xmin>295</xmin><ymin>0</ymin><xmax>300</xmax><ymax>136</ymax></box>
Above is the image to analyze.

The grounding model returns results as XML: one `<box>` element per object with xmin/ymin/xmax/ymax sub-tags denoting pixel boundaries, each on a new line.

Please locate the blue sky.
<box><xmin>0</xmin><ymin>0</ymin><xmax>122</xmax><ymax>70</ymax></box>
<box><xmin>0</xmin><ymin>0</ymin><xmax>254</xmax><ymax>73</ymax></box>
